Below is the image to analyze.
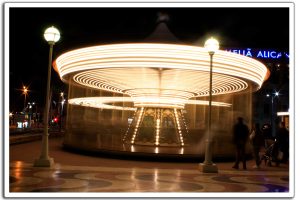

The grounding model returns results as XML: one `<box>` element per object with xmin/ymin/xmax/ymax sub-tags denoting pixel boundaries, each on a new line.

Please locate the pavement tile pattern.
<box><xmin>10</xmin><ymin>161</ymin><xmax>289</xmax><ymax>193</ymax></box>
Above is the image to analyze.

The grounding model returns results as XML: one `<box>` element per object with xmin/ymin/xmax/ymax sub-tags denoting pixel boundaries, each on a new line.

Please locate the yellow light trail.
<box><xmin>54</xmin><ymin>43</ymin><xmax>269</xmax><ymax>109</ymax></box>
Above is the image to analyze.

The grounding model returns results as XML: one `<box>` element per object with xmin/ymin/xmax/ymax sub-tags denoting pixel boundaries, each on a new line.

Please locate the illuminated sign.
<box><xmin>225</xmin><ymin>48</ymin><xmax>289</xmax><ymax>60</ymax></box>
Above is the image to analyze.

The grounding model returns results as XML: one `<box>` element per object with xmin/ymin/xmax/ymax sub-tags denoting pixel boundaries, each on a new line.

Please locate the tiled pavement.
<box><xmin>8</xmin><ymin>137</ymin><xmax>291</xmax><ymax>197</ymax></box>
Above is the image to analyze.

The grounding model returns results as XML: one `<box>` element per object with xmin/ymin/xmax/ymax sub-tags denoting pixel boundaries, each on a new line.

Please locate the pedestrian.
<box><xmin>262</xmin><ymin>123</ymin><xmax>273</xmax><ymax>148</ymax></box>
<box><xmin>249</xmin><ymin>123</ymin><xmax>265</xmax><ymax>169</ymax></box>
<box><xmin>232</xmin><ymin>117</ymin><xmax>249</xmax><ymax>170</ymax></box>
<box><xmin>275</xmin><ymin>121</ymin><xmax>289</xmax><ymax>165</ymax></box>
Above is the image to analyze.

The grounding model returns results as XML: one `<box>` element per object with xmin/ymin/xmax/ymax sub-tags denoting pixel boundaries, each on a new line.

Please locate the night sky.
<box><xmin>9</xmin><ymin>6</ymin><xmax>290</xmax><ymax>112</ymax></box>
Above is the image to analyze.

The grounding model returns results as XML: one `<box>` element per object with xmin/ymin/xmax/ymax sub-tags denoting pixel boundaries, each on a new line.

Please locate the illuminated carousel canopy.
<box><xmin>54</xmin><ymin>43</ymin><xmax>269</xmax><ymax>109</ymax></box>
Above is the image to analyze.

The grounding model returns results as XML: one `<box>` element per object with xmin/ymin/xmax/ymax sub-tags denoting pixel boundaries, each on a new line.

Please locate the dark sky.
<box><xmin>9</xmin><ymin>7</ymin><xmax>290</xmax><ymax>112</ymax></box>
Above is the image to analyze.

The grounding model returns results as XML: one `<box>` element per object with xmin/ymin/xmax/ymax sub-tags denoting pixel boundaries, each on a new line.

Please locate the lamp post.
<box><xmin>22</xmin><ymin>86</ymin><xmax>28</xmax><ymax>110</ymax></box>
<box><xmin>32</xmin><ymin>102</ymin><xmax>36</xmax><ymax>125</ymax></box>
<box><xmin>267</xmin><ymin>91</ymin><xmax>279</xmax><ymax>137</ymax></box>
<box><xmin>27</xmin><ymin>102</ymin><xmax>33</xmax><ymax>128</ymax></box>
<box><xmin>59</xmin><ymin>92</ymin><xmax>65</xmax><ymax>132</ymax></box>
<box><xmin>9</xmin><ymin>112</ymin><xmax>13</xmax><ymax>126</ymax></box>
<box><xmin>199</xmin><ymin>37</ymin><xmax>219</xmax><ymax>173</ymax></box>
<box><xmin>34</xmin><ymin>26</ymin><xmax>60</xmax><ymax>167</ymax></box>
<box><xmin>27</xmin><ymin>102</ymin><xmax>36</xmax><ymax>128</ymax></box>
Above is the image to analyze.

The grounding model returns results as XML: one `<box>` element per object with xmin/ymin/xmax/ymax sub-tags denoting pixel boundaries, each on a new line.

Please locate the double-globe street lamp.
<box><xmin>34</xmin><ymin>26</ymin><xmax>60</xmax><ymax>167</ymax></box>
<box><xmin>27</xmin><ymin>102</ymin><xmax>38</xmax><ymax>127</ymax></box>
<box><xmin>27</xmin><ymin>102</ymin><xmax>34</xmax><ymax>127</ymax></box>
<box><xmin>199</xmin><ymin>37</ymin><xmax>219</xmax><ymax>173</ymax></box>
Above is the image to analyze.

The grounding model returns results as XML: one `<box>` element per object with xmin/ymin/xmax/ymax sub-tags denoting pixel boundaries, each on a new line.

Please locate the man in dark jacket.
<box><xmin>275</xmin><ymin>121</ymin><xmax>289</xmax><ymax>165</ymax></box>
<box><xmin>250</xmin><ymin>123</ymin><xmax>265</xmax><ymax>168</ymax></box>
<box><xmin>232</xmin><ymin>117</ymin><xmax>249</xmax><ymax>170</ymax></box>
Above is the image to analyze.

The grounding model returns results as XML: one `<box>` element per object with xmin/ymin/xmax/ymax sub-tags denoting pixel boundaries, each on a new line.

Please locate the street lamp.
<box><xmin>267</xmin><ymin>91</ymin><xmax>279</xmax><ymax>137</ymax></box>
<box><xmin>27</xmin><ymin>102</ymin><xmax>36</xmax><ymax>128</ymax></box>
<box><xmin>34</xmin><ymin>26</ymin><xmax>60</xmax><ymax>167</ymax></box>
<box><xmin>59</xmin><ymin>92</ymin><xmax>65</xmax><ymax>132</ymax></box>
<box><xmin>199</xmin><ymin>37</ymin><xmax>219</xmax><ymax>173</ymax></box>
<box><xmin>9</xmin><ymin>112</ymin><xmax>13</xmax><ymax>126</ymax></box>
<box><xmin>22</xmin><ymin>86</ymin><xmax>28</xmax><ymax>110</ymax></box>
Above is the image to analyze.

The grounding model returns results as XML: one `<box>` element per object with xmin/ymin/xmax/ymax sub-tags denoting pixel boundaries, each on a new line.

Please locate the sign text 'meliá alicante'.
<box><xmin>225</xmin><ymin>48</ymin><xmax>289</xmax><ymax>60</ymax></box>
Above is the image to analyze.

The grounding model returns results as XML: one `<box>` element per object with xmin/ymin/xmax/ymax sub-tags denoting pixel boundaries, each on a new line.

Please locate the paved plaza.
<box><xmin>8</xmin><ymin>136</ymin><xmax>290</xmax><ymax>196</ymax></box>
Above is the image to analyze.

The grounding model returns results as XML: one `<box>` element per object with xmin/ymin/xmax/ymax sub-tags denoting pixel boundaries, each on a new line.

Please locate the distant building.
<box><xmin>224</xmin><ymin>47</ymin><xmax>289</xmax><ymax>134</ymax></box>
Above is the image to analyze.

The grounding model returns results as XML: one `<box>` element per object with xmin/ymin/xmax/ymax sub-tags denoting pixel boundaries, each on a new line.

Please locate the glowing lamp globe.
<box><xmin>204</xmin><ymin>37</ymin><xmax>219</xmax><ymax>54</ymax></box>
<box><xmin>44</xmin><ymin>26</ymin><xmax>60</xmax><ymax>44</ymax></box>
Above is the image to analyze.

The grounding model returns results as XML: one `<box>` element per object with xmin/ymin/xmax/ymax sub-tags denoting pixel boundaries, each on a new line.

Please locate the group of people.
<box><xmin>232</xmin><ymin>117</ymin><xmax>289</xmax><ymax>170</ymax></box>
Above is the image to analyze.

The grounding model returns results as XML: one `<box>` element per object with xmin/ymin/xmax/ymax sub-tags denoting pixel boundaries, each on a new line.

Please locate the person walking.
<box><xmin>249</xmin><ymin>123</ymin><xmax>265</xmax><ymax>169</ymax></box>
<box><xmin>275</xmin><ymin>121</ymin><xmax>289</xmax><ymax>165</ymax></box>
<box><xmin>232</xmin><ymin>117</ymin><xmax>249</xmax><ymax>170</ymax></box>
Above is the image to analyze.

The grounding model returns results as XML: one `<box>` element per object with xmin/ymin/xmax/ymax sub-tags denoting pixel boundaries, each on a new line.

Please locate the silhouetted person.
<box><xmin>261</xmin><ymin>123</ymin><xmax>274</xmax><ymax>151</ymax></box>
<box><xmin>262</xmin><ymin>123</ymin><xmax>273</xmax><ymax>140</ymax></box>
<box><xmin>275</xmin><ymin>121</ymin><xmax>289</xmax><ymax>165</ymax></box>
<box><xmin>249</xmin><ymin>123</ymin><xmax>265</xmax><ymax>168</ymax></box>
<box><xmin>232</xmin><ymin>117</ymin><xmax>249</xmax><ymax>170</ymax></box>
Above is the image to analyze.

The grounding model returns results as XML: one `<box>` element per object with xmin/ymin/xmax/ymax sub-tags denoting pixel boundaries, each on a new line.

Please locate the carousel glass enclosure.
<box><xmin>64</xmin><ymin>82</ymin><xmax>254</xmax><ymax>157</ymax></box>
